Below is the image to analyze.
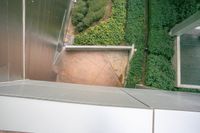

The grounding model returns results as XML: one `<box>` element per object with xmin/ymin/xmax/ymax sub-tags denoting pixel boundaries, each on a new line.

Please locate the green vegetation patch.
<box><xmin>74</xmin><ymin>0</ymin><xmax>126</xmax><ymax>45</ymax></box>
<box><xmin>125</xmin><ymin>0</ymin><xmax>145</xmax><ymax>87</ymax></box>
<box><xmin>125</xmin><ymin>41</ymin><xmax>145</xmax><ymax>87</ymax></box>
<box><xmin>169</xmin><ymin>0</ymin><xmax>199</xmax><ymax>23</ymax></box>
<box><xmin>72</xmin><ymin>0</ymin><xmax>108</xmax><ymax>32</ymax></box>
<box><xmin>144</xmin><ymin>0</ymin><xmax>176</xmax><ymax>90</ymax></box>
<box><xmin>148</xmin><ymin>29</ymin><xmax>174</xmax><ymax>60</ymax></box>
<box><xmin>145</xmin><ymin>54</ymin><xmax>175</xmax><ymax>90</ymax></box>
<box><xmin>125</xmin><ymin>0</ymin><xmax>145</xmax><ymax>44</ymax></box>
<box><xmin>145</xmin><ymin>0</ymin><xmax>199</xmax><ymax>90</ymax></box>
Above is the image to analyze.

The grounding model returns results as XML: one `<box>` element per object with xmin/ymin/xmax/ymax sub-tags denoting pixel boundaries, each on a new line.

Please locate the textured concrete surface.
<box><xmin>56</xmin><ymin>51</ymin><xmax>129</xmax><ymax>87</ymax></box>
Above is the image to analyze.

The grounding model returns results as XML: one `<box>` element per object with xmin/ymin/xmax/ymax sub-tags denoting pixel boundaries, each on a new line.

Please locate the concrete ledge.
<box><xmin>65</xmin><ymin>45</ymin><xmax>133</xmax><ymax>51</ymax></box>
<box><xmin>64</xmin><ymin>45</ymin><xmax>135</xmax><ymax>61</ymax></box>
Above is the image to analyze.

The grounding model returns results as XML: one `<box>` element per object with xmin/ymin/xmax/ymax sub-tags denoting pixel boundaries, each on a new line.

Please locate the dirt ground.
<box><xmin>56</xmin><ymin>51</ymin><xmax>129</xmax><ymax>87</ymax></box>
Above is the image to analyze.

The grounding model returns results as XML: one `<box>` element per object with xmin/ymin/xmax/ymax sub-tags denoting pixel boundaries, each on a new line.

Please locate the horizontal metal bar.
<box><xmin>65</xmin><ymin>45</ymin><xmax>133</xmax><ymax>51</ymax></box>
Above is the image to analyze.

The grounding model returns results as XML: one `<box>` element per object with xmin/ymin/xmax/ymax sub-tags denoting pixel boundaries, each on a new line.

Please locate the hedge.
<box><xmin>74</xmin><ymin>0</ymin><xmax>126</xmax><ymax>45</ymax></box>
<box><xmin>125</xmin><ymin>0</ymin><xmax>145</xmax><ymax>87</ymax></box>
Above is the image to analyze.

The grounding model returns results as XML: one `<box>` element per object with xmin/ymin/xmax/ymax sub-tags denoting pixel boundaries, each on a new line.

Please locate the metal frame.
<box><xmin>22</xmin><ymin>0</ymin><xmax>26</xmax><ymax>79</ymax></box>
<box><xmin>170</xmin><ymin>11</ymin><xmax>200</xmax><ymax>89</ymax></box>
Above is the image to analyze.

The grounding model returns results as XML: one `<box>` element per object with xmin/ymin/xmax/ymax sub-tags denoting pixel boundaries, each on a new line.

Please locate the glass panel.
<box><xmin>8</xmin><ymin>0</ymin><xmax>23</xmax><ymax>80</ymax></box>
<box><xmin>0</xmin><ymin>0</ymin><xmax>9</xmax><ymax>82</ymax></box>
<box><xmin>25</xmin><ymin>0</ymin><xmax>70</xmax><ymax>81</ymax></box>
<box><xmin>180</xmin><ymin>29</ymin><xmax>200</xmax><ymax>85</ymax></box>
<box><xmin>0</xmin><ymin>0</ymin><xmax>23</xmax><ymax>82</ymax></box>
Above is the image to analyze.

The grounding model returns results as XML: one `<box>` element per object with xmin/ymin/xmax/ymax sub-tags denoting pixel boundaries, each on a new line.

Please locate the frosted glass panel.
<box><xmin>0</xmin><ymin>0</ymin><xmax>23</xmax><ymax>82</ymax></box>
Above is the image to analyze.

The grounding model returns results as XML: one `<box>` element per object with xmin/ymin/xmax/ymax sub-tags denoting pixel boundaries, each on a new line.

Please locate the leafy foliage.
<box><xmin>125</xmin><ymin>0</ymin><xmax>145</xmax><ymax>87</ymax></box>
<box><xmin>126</xmin><ymin>41</ymin><xmax>145</xmax><ymax>87</ymax></box>
<box><xmin>169</xmin><ymin>0</ymin><xmax>199</xmax><ymax>23</ymax></box>
<box><xmin>145</xmin><ymin>54</ymin><xmax>175</xmax><ymax>90</ymax></box>
<box><xmin>148</xmin><ymin>29</ymin><xmax>174</xmax><ymax>59</ymax></box>
<box><xmin>144</xmin><ymin>0</ymin><xmax>176</xmax><ymax>90</ymax></box>
<box><xmin>71</xmin><ymin>0</ymin><xmax>88</xmax><ymax>26</ymax></box>
<box><xmin>74</xmin><ymin>0</ymin><xmax>126</xmax><ymax>45</ymax></box>
<box><xmin>125</xmin><ymin>0</ymin><xmax>199</xmax><ymax>90</ymax></box>
<box><xmin>125</xmin><ymin>0</ymin><xmax>145</xmax><ymax>44</ymax></box>
<box><xmin>150</xmin><ymin>0</ymin><xmax>177</xmax><ymax>29</ymax></box>
<box><xmin>71</xmin><ymin>0</ymin><xmax>108</xmax><ymax>32</ymax></box>
<box><xmin>145</xmin><ymin>0</ymin><xmax>199</xmax><ymax>90</ymax></box>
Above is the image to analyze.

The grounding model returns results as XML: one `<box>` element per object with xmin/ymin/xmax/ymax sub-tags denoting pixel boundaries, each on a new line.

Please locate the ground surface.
<box><xmin>56</xmin><ymin>51</ymin><xmax>129</xmax><ymax>87</ymax></box>
<box><xmin>0</xmin><ymin>131</ymin><xmax>23</xmax><ymax>133</ymax></box>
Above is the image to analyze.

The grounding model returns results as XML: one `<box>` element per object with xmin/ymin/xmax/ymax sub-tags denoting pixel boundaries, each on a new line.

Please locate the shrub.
<box><xmin>71</xmin><ymin>0</ymin><xmax>88</xmax><ymax>26</ymax></box>
<box><xmin>72</xmin><ymin>13</ymin><xmax>85</xmax><ymax>26</ymax></box>
<box><xmin>92</xmin><ymin>8</ymin><xmax>105</xmax><ymax>22</ymax></box>
<box><xmin>74</xmin><ymin>0</ymin><xmax>126</xmax><ymax>45</ymax></box>
<box><xmin>125</xmin><ymin>0</ymin><xmax>145</xmax><ymax>87</ymax></box>
<box><xmin>88</xmin><ymin>0</ymin><xmax>107</xmax><ymax>11</ymax></box>
<box><xmin>145</xmin><ymin>54</ymin><xmax>175</xmax><ymax>90</ymax></box>
<box><xmin>71</xmin><ymin>0</ymin><xmax>108</xmax><ymax>32</ymax></box>
<box><xmin>82</xmin><ymin>8</ymin><xmax>105</xmax><ymax>28</ymax></box>
<box><xmin>75</xmin><ymin>22</ymin><xmax>85</xmax><ymax>32</ymax></box>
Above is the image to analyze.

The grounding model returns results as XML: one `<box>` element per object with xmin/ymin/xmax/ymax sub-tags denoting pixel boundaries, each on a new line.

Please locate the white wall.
<box><xmin>0</xmin><ymin>96</ymin><xmax>152</xmax><ymax>133</ymax></box>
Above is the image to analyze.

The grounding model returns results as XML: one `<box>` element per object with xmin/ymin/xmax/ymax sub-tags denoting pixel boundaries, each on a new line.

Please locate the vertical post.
<box><xmin>22</xmin><ymin>0</ymin><xmax>26</xmax><ymax>79</ymax></box>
